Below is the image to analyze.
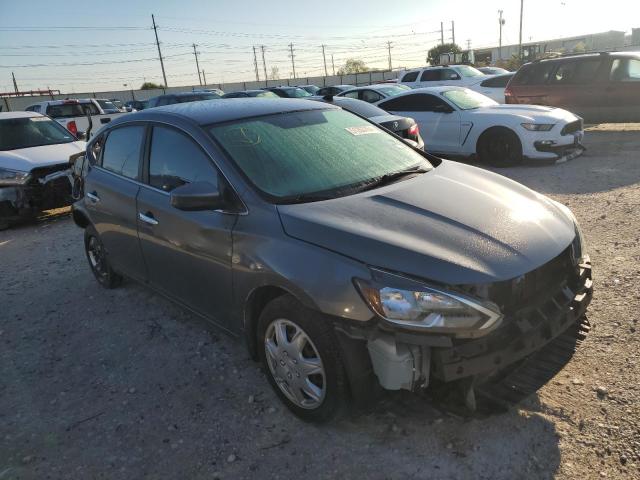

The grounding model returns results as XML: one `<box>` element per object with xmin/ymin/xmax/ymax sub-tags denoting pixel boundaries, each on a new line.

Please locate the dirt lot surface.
<box><xmin>1</xmin><ymin>126</ymin><xmax>639</xmax><ymax>480</ymax></box>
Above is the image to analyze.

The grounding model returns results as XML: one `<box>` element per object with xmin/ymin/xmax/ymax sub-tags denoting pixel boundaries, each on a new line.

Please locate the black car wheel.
<box><xmin>84</xmin><ymin>225</ymin><xmax>122</xmax><ymax>289</ymax></box>
<box><xmin>257</xmin><ymin>294</ymin><xmax>349</xmax><ymax>423</ymax></box>
<box><xmin>478</xmin><ymin>128</ymin><xmax>523</xmax><ymax>167</ymax></box>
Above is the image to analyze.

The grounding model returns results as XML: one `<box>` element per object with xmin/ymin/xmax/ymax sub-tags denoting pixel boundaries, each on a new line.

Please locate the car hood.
<box><xmin>471</xmin><ymin>104</ymin><xmax>579</xmax><ymax>122</ymax></box>
<box><xmin>0</xmin><ymin>141</ymin><xmax>85</xmax><ymax>172</ymax></box>
<box><xmin>277</xmin><ymin>160</ymin><xmax>575</xmax><ymax>285</ymax></box>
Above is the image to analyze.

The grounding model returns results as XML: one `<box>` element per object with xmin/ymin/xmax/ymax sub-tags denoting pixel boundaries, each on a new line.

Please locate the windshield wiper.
<box><xmin>358</xmin><ymin>165</ymin><xmax>430</xmax><ymax>192</ymax></box>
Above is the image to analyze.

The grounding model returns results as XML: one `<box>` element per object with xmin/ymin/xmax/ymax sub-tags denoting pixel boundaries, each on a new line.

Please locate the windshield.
<box><xmin>0</xmin><ymin>116</ymin><xmax>75</xmax><ymax>151</ymax></box>
<box><xmin>253</xmin><ymin>91</ymin><xmax>279</xmax><ymax>98</ymax></box>
<box><xmin>442</xmin><ymin>89</ymin><xmax>497</xmax><ymax>109</ymax></box>
<box><xmin>300</xmin><ymin>85</ymin><xmax>320</xmax><ymax>94</ymax></box>
<box><xmin>456</xmin><ymin>65</ymin><xmax>485</xmax><ymax>77</ymax></box>
<box><xmin>378</xmin><ymin>85</ymin><xmax>411</xmax><ymax>96</ymax></box>
<box><xmin>284</xmin><ymin>88</ymin><xmax>311</xmax><ymax>98</ymax></box>
<box><xmin>97</xmin><ymin>99</ymin><xmax>118</xmax><ymax>110</ymax></box>
<box><xmin>331</xmin><ymin>99</ymin><xmax>388</xmax><ymax>118</ymax></box>
<box><xmin>208</xmin><ymin>109</ymin><xmax>430</xmax><ymax>201</ymax></box>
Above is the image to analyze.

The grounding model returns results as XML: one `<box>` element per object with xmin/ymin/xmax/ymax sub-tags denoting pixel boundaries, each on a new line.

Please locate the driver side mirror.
<box><xmin>170</xmin><ymin>181</ymin><xmax>224</xmax><ymax>211</ymax></box>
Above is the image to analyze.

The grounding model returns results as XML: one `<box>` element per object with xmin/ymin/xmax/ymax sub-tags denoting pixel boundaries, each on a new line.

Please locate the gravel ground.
<box><xmin>1</xmin><ymin>126</ymin><xmax>639</xmax><ymax>480</ymax></box>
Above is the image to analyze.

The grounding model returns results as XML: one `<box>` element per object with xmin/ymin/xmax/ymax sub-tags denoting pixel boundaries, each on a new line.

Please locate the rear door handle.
<box><xmin>86</xmin><ymin>191</ymin><xmax>99</xmax><ymax>203</ymax></box>
<box><xmin>138</xmin><ymin>212</ymin><xmax>159</xmax><ymax>226</ymax></box>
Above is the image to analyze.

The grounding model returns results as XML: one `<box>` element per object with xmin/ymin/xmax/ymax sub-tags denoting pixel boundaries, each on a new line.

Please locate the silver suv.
<box><xmin>399</xmin><ymin>64</ymin><xmax>486</xmax><ymax>88</ymax></box>
<box><xmin>71</xmin><ymin>98</ymin><xmax>592</xmax><ymax>422</ymax></box>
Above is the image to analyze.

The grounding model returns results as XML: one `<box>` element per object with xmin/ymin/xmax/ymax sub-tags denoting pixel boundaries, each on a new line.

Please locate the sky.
<box><xmin>0</xmin><ymin>0</ymin><xmax>638</xmax><ymax>93</ymax></box>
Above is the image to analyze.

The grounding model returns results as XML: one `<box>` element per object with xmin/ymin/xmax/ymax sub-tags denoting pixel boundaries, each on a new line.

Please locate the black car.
<box><xmin>264</xmin><ymin>87</ymin><xmax>312</xmax><ymax>98</ymax></box>
<box><xmin>313</xmin><ymin>96</ymin><xmax>424</xmax><ymax>149</ymax></box>
<box><xmin>146</xmin><ymin>92</ymin><xmax>221</xmax><ymax>109</ymax></box>
<box><xmin>222</xmin><ymin>90</ymin><xmax>279</xmax><ymax>99</ymax></box>
<box><xmin>315</xmin><ymin>85</ymin><xmax>356</xmax><ymax>97</ymax></box>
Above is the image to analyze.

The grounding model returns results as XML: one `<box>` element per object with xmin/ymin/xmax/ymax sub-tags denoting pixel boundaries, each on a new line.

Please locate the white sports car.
<box><xmin>376</xmin><ymin>86</ymin><xmax>585</xmax><ymax>166</ymax></box>
<box><xmin>0</xmin><ymin>112</ymin><xmax>85</xmax><ymax>228</ymax></box>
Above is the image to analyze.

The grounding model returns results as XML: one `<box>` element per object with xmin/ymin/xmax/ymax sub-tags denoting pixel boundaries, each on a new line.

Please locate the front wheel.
<box><xmin>477</xmin><ymin>128</ymin><xmax>523</xmax><ymax>167</ymax></box>
<box><xmin>257</xmin><ymin>295</ymin><xmax>349</xmax><ymax>423</ymax></box>
<box><xmin>84</xmin><ymin>226</ymin><xmax>122</xmax><ymax>289</ymax></box>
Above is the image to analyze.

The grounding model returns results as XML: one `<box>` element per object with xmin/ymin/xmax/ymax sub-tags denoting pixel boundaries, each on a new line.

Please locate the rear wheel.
<box><xmin>84</xmin><ymin>225</ymin><xmax>122</xmax><ymax>289</ymax></box>
<box><xmin>257</xmin><ymin>295</ymin><xmax>349</xmax><ymax>423</ymax></box>
<box><xmin>477</xmin><ymin>128</ymin><xmax>523</xmax><ymax>167</ymax></box>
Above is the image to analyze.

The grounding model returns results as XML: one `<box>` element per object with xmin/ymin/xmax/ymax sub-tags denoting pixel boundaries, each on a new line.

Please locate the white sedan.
<box><xmin>0</xmin><ymin>112</ymin><xmax>85</xmax><ymax>228</ymax></box>
<box><xmin>375</xmin><ymin>87</ymin><xmax>585</xmax><ymax>166</ymax></box>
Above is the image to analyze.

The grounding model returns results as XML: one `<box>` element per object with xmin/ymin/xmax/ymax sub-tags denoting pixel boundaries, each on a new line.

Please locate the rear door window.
<box><xmin>101</xmin><ymin>126</ymin><xmax>145</xmax><ymax>180</ymax></box>
<box><xmin>420</xmin><ymin>70</ymin><xmax>441</xmax><ymax>81</ymax></box>
<box><xmin>342</xmin><ymin>90</ymin><xmax>359</xmax><ymax>99</ymax></box>
<box><xmin>361</xmin><ymin>90</ymin><xmax>383</xmax><ymax>103</ymax></box>
<box><xmin>440</xmin><ymin>68</ymin><xmax>460</xmax><ymax>81</ymax></box>
<box><xmin>610</xmin><ymin>58</ymin><xmax>640</xmax><ymax>82</ymax></box>
<box><xmin>401</xmin><ymin>71</ymin><xmax>419</xmax><ymax>82</ymax></box>
<box><xmin>147</xmin><ymin>126</ymin><xmax>218</xmax><ymax>192</ymax></box>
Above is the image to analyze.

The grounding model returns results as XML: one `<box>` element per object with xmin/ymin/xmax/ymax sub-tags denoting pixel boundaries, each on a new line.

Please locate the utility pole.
<box><xmin>518</xmin><ymin>0</ymin><xmax>524</xmax><ymax>60</ymax></box>
<box><xmin>260</xmin><ymin>45</ymin><xmax>267</xmax><ymax>85</ymax></box>
<box><xmin>321</xmin><ymin>44</ymin><xmax>328</xmax><ymax>77</ymax></box>
<box><xmin>498</xmin><ymin>10</ymin><xmax>505</xmax><ymax>60</ymax></box>
<box><xmin>12</xmin><ymin>72</ymin><xmax>19</xmax><ymax>94</ymax></box>
<box><xmin>288</xmin><ymin>43</ymin><xmax>296</xmax><ymax>79</ymax></box>
<box><xmin>466</xmin><ymin>39</ymin><xmax>472</xmax><ymax>50</ymax></box>
<box><xmin>440</xmin><ymin>22</ymin><xmax>445</xmax><ymax>45</ymax></box>
<box><xmin>192</xmin><ymin>44</ymin><xmax>202</xmax><ymax>86</ymax></box>
<box><xmin>151</xmin><ymin>14</ymin><xmax>168</xmax><ymax>87</ymax></box>
<box><xmin>252</xmin><ymin>46</ymin><xmax>260</xmax><ymax>82</ymax></box>
<box><xmin>451</xmin><ymin>21</ymin><xmax>455</xmax><ymax>45</ymax></box>
<box><xmin>386</xmin><ymin>41</ymin><xmax>393</xmax><ymax>71</ymax></box>
<box><xmin>202</xmin><ymin>70</ymin><xmax>207</xmax><ymax>85</ymax></box>
<box><xmin>331</xmin><ymin>54</ymin><xmax>335</xmax><ymax>75</ymax></box>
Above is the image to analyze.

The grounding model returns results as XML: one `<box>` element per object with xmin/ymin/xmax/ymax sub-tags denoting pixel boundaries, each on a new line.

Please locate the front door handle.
<box><xmin>138</xmin><ymin>212</ymin><xmax>159</xmax><ymax>226</ymax></box>
<box><xmin>86</xmin><ymin>191</ymin><xmax>99</xmax><ymax>203</ymax></box>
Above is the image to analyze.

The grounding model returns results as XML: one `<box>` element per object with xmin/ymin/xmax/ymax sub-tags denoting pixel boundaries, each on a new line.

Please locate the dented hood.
<box><xmin>277</xmin><ymin>160</ymin><xmax>575</xmax><ymax>285</ymax></box>
<box><xmin>0</xmin><ymin>141</ymin><xmax>85</xmax><ymax>172</ymax></box>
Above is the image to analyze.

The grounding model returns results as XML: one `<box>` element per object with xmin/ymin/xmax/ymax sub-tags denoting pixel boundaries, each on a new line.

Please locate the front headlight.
<box><xmin>0</xmin><ymin>168</ymin><xmax>30</xmax><ymax>186</ymax></box>
<box><xmin>521</xmin><ymin>123</ymin><xmax>555</xmax><ymax>131</ymax></box>
<box><xmin>354</xmin><ymin>269</ymin><xmax>503</xmax><ymax>338</ymax></box>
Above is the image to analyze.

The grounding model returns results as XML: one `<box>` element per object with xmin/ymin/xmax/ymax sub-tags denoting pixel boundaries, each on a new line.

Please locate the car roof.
<box><xmin>0</xmin><ymin>111</ymin><xmax>44</xmax><ymax>119</ymax></box>
<box><xmin>109</xmin><ymin>98</ymin><xmax>337</xmax><ymax>126</ymax></box>
<box><xmin>531</xmin><ymin>51</ymin><xmax>640</xmax><ymax>64</ymax></box>
<box><xmin>385</xmin><ymin>86</ymin><xmax>468</xmax><ymax>99</ymax></box>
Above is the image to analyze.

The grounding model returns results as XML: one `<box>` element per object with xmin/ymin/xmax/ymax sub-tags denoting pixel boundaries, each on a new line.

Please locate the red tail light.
<box><xmin>67</xmin><ymin>121</ymin><xmax>78</xmax><ymax>137</ymax></box>
<box><xmin>408</xmin><ymin>123</ymin><xmax>419</xmax><ymax>137</ymax></box>
<box><xmin>504</xmin><ymin>86</ymin><xmax>515</xmax><ymax>104</ymax></box>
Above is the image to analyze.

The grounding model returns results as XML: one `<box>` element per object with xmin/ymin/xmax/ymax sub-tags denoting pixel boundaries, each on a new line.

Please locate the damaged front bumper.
<box><xmin>341</xmin><ymin>250</ymin><xmax>593</xmax><ymax>410</ymax></box>
<box><xmin>0</xmin><ymin>164</ymin><xmax>73</xmax><ymax>224</ymax></box>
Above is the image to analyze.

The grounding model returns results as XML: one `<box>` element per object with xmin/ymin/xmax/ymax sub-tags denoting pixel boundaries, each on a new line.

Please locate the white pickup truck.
<box><xmin>24</xmin><ymin>98</ymin><xmax>127</xmax><ymax>139</ymax></box>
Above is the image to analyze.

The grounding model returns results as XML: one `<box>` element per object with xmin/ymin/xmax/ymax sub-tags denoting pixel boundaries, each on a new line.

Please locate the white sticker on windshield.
<box><xmin>345</xmin><ymin>125</ymin><xmax>380</xmax><ymax>136</ymax></box>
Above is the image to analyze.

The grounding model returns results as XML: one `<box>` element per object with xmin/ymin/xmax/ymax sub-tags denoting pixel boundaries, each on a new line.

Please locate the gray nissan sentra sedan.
<box><xmin>71</xmin><ymin>98</ymin><xmax>592</xmax><ymax>422</ymax></box>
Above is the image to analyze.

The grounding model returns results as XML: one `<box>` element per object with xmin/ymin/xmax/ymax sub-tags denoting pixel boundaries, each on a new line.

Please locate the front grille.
<box><xmin>25</xmin><ymin>163</ymin><xmax>72</xmax><ymax>210</ymax></box>
<box><xmin>561</xmin><ymin>120</ymin><xmax>582</xmax><ymax>135</ymax></box>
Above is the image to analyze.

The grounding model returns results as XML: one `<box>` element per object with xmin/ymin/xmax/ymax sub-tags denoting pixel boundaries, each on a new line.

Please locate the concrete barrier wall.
<box><xmin>2</xmin><ymin>70</ymin><xmax>399</xmax><ymax>111</ymax></box>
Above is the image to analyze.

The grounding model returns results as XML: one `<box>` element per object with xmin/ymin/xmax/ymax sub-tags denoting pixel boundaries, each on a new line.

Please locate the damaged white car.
<box><xmin>0</xmin><ymin>112</ymin><xmax>85</xmax><ymax>228</ymax></box>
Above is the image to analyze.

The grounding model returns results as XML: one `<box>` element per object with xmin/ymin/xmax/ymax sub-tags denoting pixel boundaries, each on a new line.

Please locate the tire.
<box><xmin>84</xmin><ymin>225</ymin><xmax>122</xmax><ymax>289</ymax></box>
<box><xmin>257</xmin><ymin>294</ymin><xmax>349</xmax><ymax>423</ymax></box>
<box><xmin>477</xmin><ymin>128</ymin><xmax>523</xmax><ymax>167</ymax></box>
